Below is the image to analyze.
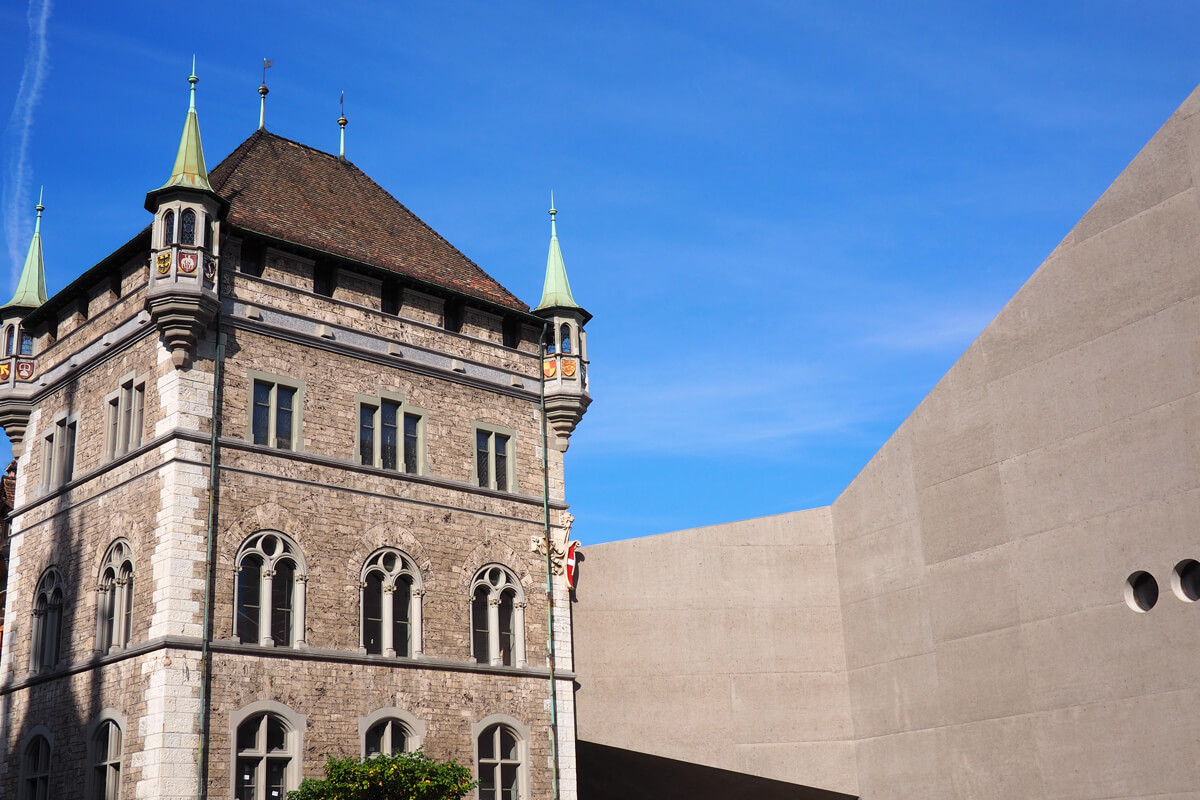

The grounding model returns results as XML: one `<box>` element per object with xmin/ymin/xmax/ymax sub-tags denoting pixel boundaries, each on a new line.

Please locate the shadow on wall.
<box><xmin>577</xmin><ymin>741</ymin><xmax>858</xmax><ymax>800</ymax></box>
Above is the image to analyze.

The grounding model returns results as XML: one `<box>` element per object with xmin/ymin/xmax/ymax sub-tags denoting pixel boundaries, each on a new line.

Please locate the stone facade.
<box><xmin>0</xmin><ymin>88</ymin><xmax>588</xmax><ymax>800</ymax></box>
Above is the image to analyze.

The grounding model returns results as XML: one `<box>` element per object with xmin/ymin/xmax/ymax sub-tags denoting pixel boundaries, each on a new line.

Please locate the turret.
<box><xmin>0</xmin><ymin>191</ymin><xmax>50</xmax><ymax>454</ymax></box>
<box><xmin>534</xmin><ymin>196</ymin><xmax>591</xmax><ymax>451</ymax></box>
<box><xmin>144</xmin><ymin>63</ymin><xmax>227</xmax><ymax>369</ymax></box>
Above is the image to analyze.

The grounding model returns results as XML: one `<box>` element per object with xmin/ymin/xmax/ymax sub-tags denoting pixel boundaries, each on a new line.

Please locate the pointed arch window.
<box><xmin>90</xmin><ymin>718</ymin><xmax>123</xmax><ymax>800</ymax></box>
<box><xmin>96</xmin><ymin>540</ymin><xmax>134</xmax><ymax>654</ymax></box>
<box><xmin>4</xmin><ymin>325</ymin><xmax>14</xmax><ymax>356</ymax></box>
<box><xmin>31</xmin><ymin>567</ymin><xmax>65</xmax><ymax>674</ymax></box>
<box><xmin>235</xmin><ymin>531</ymin><xmax>307</xmax><ymax>648</ymax></box>
<box><xmin>20</xmin><ymin>733</ymin><xmax>52</xmax><ymax>800</ymax></box>
<box><xmin>359</xmin><ymin>549</ymin><xmax>423</xmax><ymax>658</ymax></box>
<box><xmin>180</xmin><ymin>209</ymin><xmax>196</xmax><ymax>246</ymax></box>
<box><xmin>162</xmin><ymin>210</ymin><xmax>176</xmax><ymax>247</ymax></box>
<box><xmin>470</xmin><ymin>565</ymin><xmax>525</xmax><ymax>667</ymax></box>
<box><xmin>559</xmin><ymin>323</ymin><xmax>572</xmax><ymax>354</ymax></box>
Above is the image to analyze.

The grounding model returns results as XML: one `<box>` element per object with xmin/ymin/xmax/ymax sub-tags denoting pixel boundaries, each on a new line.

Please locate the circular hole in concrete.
<box><xmin>1124</xmin><ymin>571</ymin><xmax>1159</xmax><ymax>612</ymax></box>
<box><xmin>1171</xmin><ymin>559</ymin><xmax>1200</xmax><ymax>603</ymax></box>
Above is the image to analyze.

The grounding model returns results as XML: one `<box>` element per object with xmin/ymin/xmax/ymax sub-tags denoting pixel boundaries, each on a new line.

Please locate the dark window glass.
<box><xmin>275</xmin><ymin>386</ymin><xmax>295</xmax><ymax>450</ymax></box>
<box><xmin>241</xmin><ymin>241</ymin><xmax>265</xmax><ymax>277</ymax></box>
<box><xmin>62</xmin><ymin>423</ymin><xmax>76</xmax><ymax>483</ymax></box>
<box><xmin>502</xmin><ymin>318</ymin><xmax>521</xmax><ymax>349</ymax></box>
<box><xmin>494</xmin><ymin>434</ymin><xmax>509</xmax><ymax>491</ymax></box>
<box><xmin>163</xmin><ymin>210</ymin><xmax>175</xmax><ymax>247</ymax></box>
<box><xmin>4</xmin><ymin>326</ymin><xmax>13</xmax><ymax>356</ymax></box>
<box><xmin>266</xmin><ymin>759</ymin><xmax>287</xmax><ymax>800</ymax></box>
<box><xmin>498</xmin><ymin>590</ymin><xmax>515</xmax><ymax>666</ymax></box>
<box><xmin>363</xmin><ymin>571</ymin><xmax>383</xmax><ymax>655</ymax></box>
<box><xmin>560</xmin><ymin>323</ymin><xmax>572</xmax><ymax>354</ymax></box>
<box><xmin>180</xmin><ymin>209</ymin><xmax>196</xmax><ymax>245</ymax></box>
<box><xmin>252</xmin><ymin>382</ymin><xmax>271</xmax><ymax>446</ymax></box>
<box><xmin>237</xmin><ymin>555</ymin><xmax>262</xmax><ymax>643</ymax></box>
<box><xmin>380</xmin><ymin>401</ymin><xmax>399</xmax><ymax>470</ymax></box>
<box><xmin>359</xmin><ymin>405</ymin><xmax>376</xmax><ymax>467</ymax></box>
<box><xmin>472</xmin><ymin>586</ymin><xmax>490</xmax><ymax>663</ymax></box>
<box><xmin>272</xmin><ymin>560</ymin><xmax>294</xmax><ymax>646</ymax></box>
<box><xmin>19</xmin><ymin>332</ymin><xmax>33</xmax><ymax>356</ymax></box>
<box><xmin>476</xmin><ymin>431</ymin><xmax>491</xmax><ymax>488</ymax></box>
<box><xmin>100</xmin><ymin>569</ymin><xmax>116</xmax><ymax>652</ymax></box>
<box><xmin>121</xmin><ymin>568</ymin><xmax>134</xmax><ymax>645</ymax></box>
<box><xmin>394</xmin><ymin>576</ymin><xmax>411</xmax><ymax>656</ymax></box>
<box><xmin>443</xmin><ymin>299</ymin><xmax>463</xmax><ymax>333</ymax></box>
<box><xmin>403</xmin><ymin>413</ymin><xmax>419</xmax><ymax>474</ymax></box>
<box><xmin>42</xmin><ymin>590</ymin><xmax>62</xmax><ymax>670</ymax></box>
<box><xmin>501</xmin><ymin>764</ymin><xmax>519</xmax><ymax>800</ymax></box>
<box><xmin>235</xmin><ymin>758</ymin><xmax>258</xmax><ymax>800</ymax></box>
<box><xmin>313</xmin><ymin>263</ymin><xmax>334</xmax><ymax>297</ymax></box>
<box><xmin>204</xmin><ymin>221</ymin><xmax>214</xmax><ymax>251</ymax></box>
<box><xmin>381</xmin><ymin>281</ymin><xmax>401</xmax><ymax>315</ymax></box>
<box><xmin>267</xmin><ymin>717</ymin><xmax>287</xmax><ymax>752</ymax></box>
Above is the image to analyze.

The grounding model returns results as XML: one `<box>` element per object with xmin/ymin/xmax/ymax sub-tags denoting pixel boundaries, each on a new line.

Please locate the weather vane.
<box><xmin>259</xmin><ymin>58</ymin><xmax>274</xmax><ymax>130</ymax></box>
<box><xmin>338</xmin><ymin>91</ymin><xmax>348</xmax><ymax>160</ymax></box>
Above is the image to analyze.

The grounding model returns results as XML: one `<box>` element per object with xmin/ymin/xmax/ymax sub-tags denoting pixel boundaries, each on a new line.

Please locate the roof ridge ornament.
<box><xmin>259</xmin><ymin>58</ymin><xmax>273</xmax><ymax>130</ymax></box>
<box><xmin>338</xmin><ymin>91</ymin><xmax>348</xmax><ymax>161</ymax></box>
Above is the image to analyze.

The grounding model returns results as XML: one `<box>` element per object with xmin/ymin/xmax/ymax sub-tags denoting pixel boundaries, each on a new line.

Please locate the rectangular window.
<box><xmin>248</xmin><ymin>373</ymin><xmax>303</xmax><ymax>451</ymax></box>
<box><xmin>443</xmin><ymin>298</ymin><xmax>464</xmax><ymax>333</ymax></box>
<box><xmin>41</xmin><ymin>417</ymin><xmax>78</xmax><ymax>491</ymax></box>
<box><xmin>105</xmin><ymin>377</ymin><xmax>145</xmax><ymax>461</ymax></box>
<box><xmin>474</xmin><ymin>426</ymin><xmax>514</xmax><ymax>491</ymax></box>
<box><xmin>358</xmin><ymin>396</ymin><xmax>424</xmax><ymax>474</ymax></box>
<box><xmin>313</xmin><ymin>262</ymin><xmax>335</xmax><ymax>297</ymax></box>
<box><xmin>381</xmin><ymin>280</ymin><xmax>401</xmax><ymax>316</ymax></box>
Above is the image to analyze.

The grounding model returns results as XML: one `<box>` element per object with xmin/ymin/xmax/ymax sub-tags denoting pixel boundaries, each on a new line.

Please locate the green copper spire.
<box><xmin>5</xmin><ymin>189</ymin><xmax>49</xmax><ymax>309</ymax></box>
<box><xmin>160</xmin><ymin>59</ymin><xmax>212</xmax><ymax>192</ymax></box>
<box><xmin>535</xmin><ymin>192</ymin><xmax>581</xmax><ymax>312</ymax></box>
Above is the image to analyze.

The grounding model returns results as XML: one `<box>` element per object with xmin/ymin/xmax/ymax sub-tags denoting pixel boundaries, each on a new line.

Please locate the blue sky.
<box><xmin>2</xmin><ymin>1</ymin><xmax>1199</xmax><ymax>543</ymax></box>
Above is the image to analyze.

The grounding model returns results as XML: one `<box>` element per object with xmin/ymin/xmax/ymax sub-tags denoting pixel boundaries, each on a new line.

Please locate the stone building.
<box><xmin>0</xmin><ymin>69</ymin><xmax>590</xmax><ymax>800</ymax></box>
<box><xmin>572</xmin><ymin>84</ymin><xmax>1200</xmax><ymax>798</ymax></box>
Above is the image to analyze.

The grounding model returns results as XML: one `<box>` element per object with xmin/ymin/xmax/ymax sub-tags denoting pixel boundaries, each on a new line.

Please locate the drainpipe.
<box><xmin>197</xmin><ymin>305</ymin><xmax>225</xmax><ymax>800</ymax></box>
<box><xmin>539</xmin><ymin>320</ymin><xmax>561</xmax><ymax>800</ymax></box>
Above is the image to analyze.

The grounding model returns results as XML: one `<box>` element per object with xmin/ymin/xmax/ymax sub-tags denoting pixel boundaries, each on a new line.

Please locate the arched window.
<box><xmin>359</xmin><ymin>548</ymin><xmax>423</xmax><ymax>658</ymax></box>
<box><xmin>96</xmin><ymin>540</ymin><xmax>134</xmax><ymax>654</ymax></box>
<box><xmin>20</xmin><ymin>733</ymin><xmax>52</xmax><ymax>800</ymax></box>
<box><xmin>162</xmin><ymin>210</ymin><xmax>175</xmax><ymax>247</ymax></box>
<box><xmin>90</xmin><ymin>719</ymin><xmax>123</xmax><ymax>800</ymax></box>
<box><xmin>235</xmin><ymin>531</ymin><xmax>307</xmax><ymax>648</ymax></box>
<box><xmin>470</xmin><ymin>565</ymin><xmax>525</xmax><ymax>667</ymax></box>
<box><xmin>31</xmin><ymin>568</ymin><xmax>64</xmax><ymax>674</ymax></box>
<box><xmin>19</xmin><ymin>330</ymin><xmax>33</xmax><ymax>356</ymax></box>
<box><xmin>359</xmin><ymin>708</ymin><xmax>425</xmax><ymax>759</ymax></box>
<box><xmin>180</xmin><ymin>209</ymin><xmax>196</xmax><ymax>246</ymax></box>
<box><xmin>559</xmin><ymin>323</ymin><xmax>572</xmax><ymax>355</ymax></box>
<box><xmin>234</xmin><ymin>713</ymin><xmax>298</xmax><ymax>800</ymax></box>
<box><xmin>4</xmin><ymin>325</ymin><xmax>14</xmax><ymax>356</ymax></box>
<box><xmin>204</xmin><ymin>220</ymin><xmax>215</xmax><ymax>251</ymax></box>
<box><xmin>474</xmin><ymin>721</ymin><xmax>526</xmax><ymax>800</ymax></box>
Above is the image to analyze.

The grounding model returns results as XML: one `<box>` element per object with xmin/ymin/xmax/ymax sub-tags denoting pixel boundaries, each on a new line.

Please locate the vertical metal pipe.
<box><xmin>539</xmin><ymin>320</ymin><xmax>561</xmax><ymax>800</ymax></box>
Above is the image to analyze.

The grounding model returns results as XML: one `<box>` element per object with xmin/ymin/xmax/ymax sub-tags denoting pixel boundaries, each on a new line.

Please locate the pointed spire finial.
<box><xmin>189</xmin><ymin>56</ymin><xmax>198</xmax><ymax>109</ymax></box>
<box><xmin>156</xmin><ymin>62</ymin><xmax>212</xmax><ymax>192</ymax></box>
<box><xmin>5</xmin><ymin>192</ymin><xmax>49</xmax><ymax>309</ymax></box>
<box><xmin>535</xmin><ymin>194</ymin><xmax>582</xmax><ymax>313</ymax></box>
<box><xmin>259</xmin><ymin>58</ymin><xmax>273</xmax><ymax>130</ymax></box>
<box><xmin>549</xmin><ymin>191</ymin><xmax>557</xmax><ymax>236</ymax></box>
<box><xmin>338</xmin><ymin>91</ymin><xmax>348</xmax><ymax>160</ymax></box>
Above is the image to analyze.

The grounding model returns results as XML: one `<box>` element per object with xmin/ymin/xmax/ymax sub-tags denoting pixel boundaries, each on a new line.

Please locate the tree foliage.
<box><xmin>288</xmin><ymin>750</ymin><xmax>477</xmax><ymax>800</ymax></box>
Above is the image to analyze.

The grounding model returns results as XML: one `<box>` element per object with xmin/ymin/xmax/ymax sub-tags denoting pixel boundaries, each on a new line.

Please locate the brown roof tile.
<box><xmin>208</xmin><ymin>130</ymin><xmax>528</xmax><ymax>312</ymax></box>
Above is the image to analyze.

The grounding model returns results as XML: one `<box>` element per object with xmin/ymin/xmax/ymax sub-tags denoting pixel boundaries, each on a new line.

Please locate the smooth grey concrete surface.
<box><xmin>574</xmin><ymin>82</ymin><xmax>1200</xmax><ymax>798</ymax></box>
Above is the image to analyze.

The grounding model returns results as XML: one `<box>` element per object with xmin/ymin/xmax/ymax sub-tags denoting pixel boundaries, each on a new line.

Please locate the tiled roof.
<box><xmin>208</xmin><ymin>130</ymin><xmax>527</xmax><ymax>312</ymax></box>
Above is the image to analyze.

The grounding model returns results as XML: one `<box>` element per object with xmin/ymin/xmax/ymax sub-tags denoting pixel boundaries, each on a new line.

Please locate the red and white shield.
<box><xmin>565</xmin><ymin>541</ymin><xmax>578</xmax><ymax>589</ymax></box>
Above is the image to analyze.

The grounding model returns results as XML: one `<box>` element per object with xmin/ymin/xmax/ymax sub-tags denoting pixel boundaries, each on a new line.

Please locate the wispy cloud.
<box><xmin>4</xmin><ymin>0</ymin><xmax>52</xmax><ymax>288</ymax></box>
<box><xmin>859</xmin><ymin>306</ymin><xmax>996</xmax><ymax>352</ymax></box>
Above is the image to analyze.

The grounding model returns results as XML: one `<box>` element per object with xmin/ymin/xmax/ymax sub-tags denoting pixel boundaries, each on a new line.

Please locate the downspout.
<box><xmin>197</xmin><ymin>304</ymin><xmax>225</xmax><ymax>800</ymax></box>
<box><xmin>539</xmin><ymin>320</ymin><xmax>561</xmax><ymax>800</ymax></box>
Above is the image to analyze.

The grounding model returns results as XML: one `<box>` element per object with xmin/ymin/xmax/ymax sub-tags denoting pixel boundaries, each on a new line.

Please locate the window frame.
<box><xmin>358</xmin><ymin>708</ymin><xmax>426</xmax><ymax>759</ymax></box>
<box><xmin>95</xmin><ymin>539</ymin><xmax>135</xmax><ymax>654</ymax></box>
<box><xmin>104</xmin><ymin>372</ymin><xmax>147</xmax><ymax>462</ymax></box>
<box><xmin>246</xmin><ymin>370</ymin><xmax>304</xmax><ymax>452</ymax></box>
<box><xmin>18</xmin><ymin>727</ymin><xmax>54</xmax><ymax>800</ymax></box>
<box><xmin>358</xmin><ymin>548</ymin><xmax>424</xmax><ymax>658</ymax></box>
<box><xmin>234</xmin><ymin>531</ymin><xmax>308</xmax><ymax>648</ymax></box>
<box><xmin>469</xmin><ymin>564</ymin><xmax>526</xmax><ymax>667</ymax></box>
<box><xmin>30</xmin><ymin>567</ymin><xmax>65</xmax><ymax>675</ymax></box>
<box><xmin>471</xmin><ymin>715</ymin><xmax>530</xmax><ymax>800</ymax></box>
<box><xmin>473</xmin><ymin>423</ymin><xmax>516</xmax><ymax>493</ymax></box>
<box><xmin>86</xmin><ymin>710</ymin><xmax>127</xmax><ymax>800</ymax></box>
<box><xmin>354</xmin><ymin>392</ymin><xmax>427</xmax><ymax>475</ymax></box>
<box><xmin>229</xmin><ymin>701</ymin><xmax>306</xmax><ymax>800</ymax></box>
<box><xmin>40</xmin><ymin>411</ymin><xmax>79</xmax><ymax>492</ymax></box>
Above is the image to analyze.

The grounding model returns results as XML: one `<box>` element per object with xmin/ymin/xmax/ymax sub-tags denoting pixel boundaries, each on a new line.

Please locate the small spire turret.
<box><xmin>5</xmin><ymin>188</ymin><xmax>48</xmax><ymax>309</ymax></box>
<box><xmin>158</xmin><ymin>59</ymin><xmax>212</xmax><ymax>193</ymax></box>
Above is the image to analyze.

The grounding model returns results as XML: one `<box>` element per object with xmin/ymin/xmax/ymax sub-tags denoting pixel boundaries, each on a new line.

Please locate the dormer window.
<box><xmin>162</xmin><ymin>210</ymin><xmax>176</xmax><ymax>247</ymax></box>
<box><xmin>560</xmin><ymin>323</ymin><xmax>572</xmax><ymax>354</ymax></box>
<box><xmin>180</xmin><ymin>209</ymin><xmax>196</xmax><ymax>245</ymax></box>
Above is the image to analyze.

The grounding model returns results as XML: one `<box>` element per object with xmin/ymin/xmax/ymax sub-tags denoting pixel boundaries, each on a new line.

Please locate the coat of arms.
<box><xmin>156</xmin><ymin>252</ymin><xmax>172</xmax><ymax>275</ymax></box>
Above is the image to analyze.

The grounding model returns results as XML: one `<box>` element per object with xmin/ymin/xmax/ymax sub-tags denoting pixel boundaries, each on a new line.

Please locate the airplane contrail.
<box><xmin>4</xmin><ymin>0</ymin><xmax>53</xmax><ymax>289</ymax></box>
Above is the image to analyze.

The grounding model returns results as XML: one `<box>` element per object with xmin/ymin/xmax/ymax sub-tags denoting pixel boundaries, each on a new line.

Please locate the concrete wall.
<box><xmin>575</xmin><ymin>83</ymin><xmax>1200</xmax><ymax>800</ymax></box>
<box><xmin>829</xmin><ymin>82</ymin><xmax>1200</xmax><ymax>800</ymax></box>
<box><xmin>573</xmin><ymin>508</ymin><xmax>858</xmax><ymax>797</ymax></box>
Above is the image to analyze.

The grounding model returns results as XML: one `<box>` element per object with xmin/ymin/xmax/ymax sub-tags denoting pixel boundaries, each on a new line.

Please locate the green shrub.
<box><xmin>288</xmin><ymin>750</ymin><xmax>476</xmax><ymax>800</ymax></box>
